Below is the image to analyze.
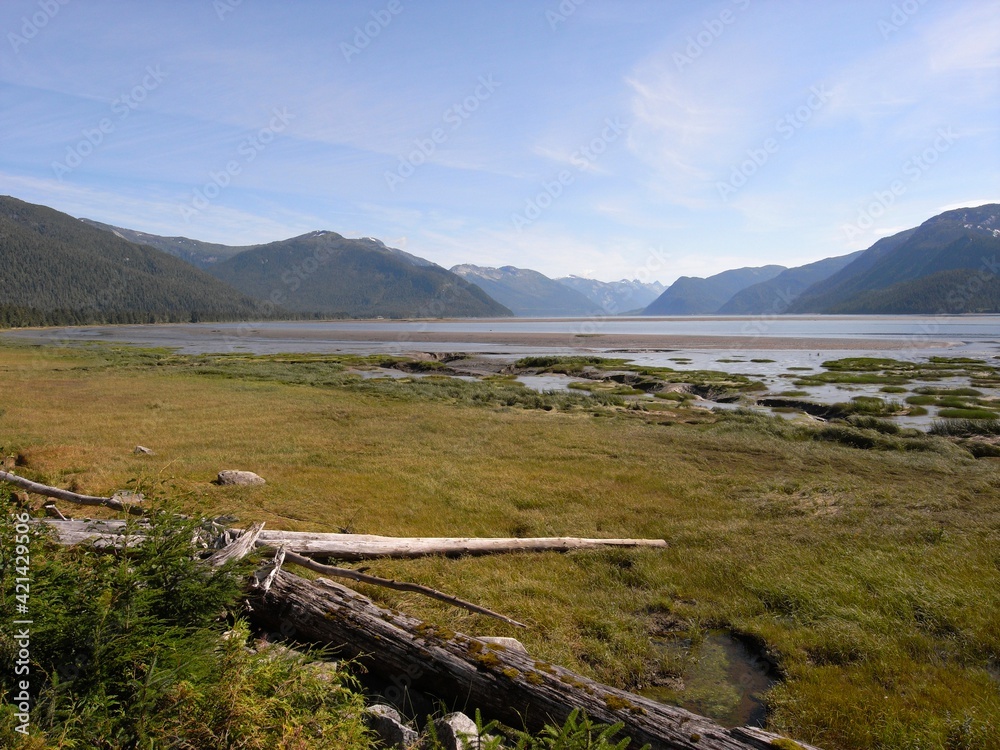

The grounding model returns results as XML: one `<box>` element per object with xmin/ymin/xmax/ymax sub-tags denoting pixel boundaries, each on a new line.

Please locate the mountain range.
<box><xmin>642</xmin><ymin>265</ymin><xmax>787</xmax><ymax>315</ymax></box>
<box><xmin>1</xmin><ymin>195</ymin><xmax>996</xmax><ymax>325</ymax></box>
<box><xmin>209</xmin><ymin>233</ymin><xmax>510</xmax><ymax>318</ymax></box>
<box><xmin>788</xmin><ymin>205</ymin><xmax>1000</xmax><ymax>313</ymax></box>
<box><xmin>0</xmin><ymin>196</ymin><xmax>267</xmax><ymax>327</ymax></box>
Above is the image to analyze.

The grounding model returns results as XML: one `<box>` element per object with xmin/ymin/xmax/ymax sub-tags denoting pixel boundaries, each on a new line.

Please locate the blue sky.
<box><xmin>1</xmin><ymin>0</ymin><xmax>997</xmax><ymax>283</ymax></box>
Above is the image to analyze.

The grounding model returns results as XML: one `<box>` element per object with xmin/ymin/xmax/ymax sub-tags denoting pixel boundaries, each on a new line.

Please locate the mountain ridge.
<box><xmin>450</xmin><ymin>264</ymin><xmax>604</xmax><ymax>317</ymax></box>
<box><xmin>789</xmin><ymin>204</ymin><xmax>1000</xmax><ymax>313</ymax></box>
<box><xmin>0</xmin><ymin>196</ymin><xmax>270</xmax><ymax>326</ymax></box>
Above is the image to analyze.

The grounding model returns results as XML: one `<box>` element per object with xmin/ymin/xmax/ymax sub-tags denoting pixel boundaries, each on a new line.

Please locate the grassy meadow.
<box><xmin>1</xmin><ymin>341</ymin><xmax>998</xmax><ymax>749</ymax></box>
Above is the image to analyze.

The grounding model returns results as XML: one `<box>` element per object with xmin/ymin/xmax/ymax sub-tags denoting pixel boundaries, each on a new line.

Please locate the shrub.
<box><xmin>0</xmin><ymin>495</ymin><xmax>371</xmax><ymax>749</ymax></box>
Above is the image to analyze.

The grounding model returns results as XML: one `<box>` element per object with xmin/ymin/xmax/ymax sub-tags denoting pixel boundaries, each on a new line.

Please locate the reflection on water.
<box><xmin>641</xmin><ymin>632</ymin><xmax>776</xmax><ymax>728</ymax></box>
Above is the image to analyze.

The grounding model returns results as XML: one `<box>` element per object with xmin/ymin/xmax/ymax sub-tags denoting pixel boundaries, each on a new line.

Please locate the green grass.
<box><xmin>929</xmin><ymin>418</ymin><xmax>1000</xmax><ymax>437</ymax></box>
<box><xmin>879</xmin><ymin>386</ymin><xmax>908</xmax><ymax>394</ymax></box>
<box><xmin>937</xmin><ymin>408</ymin><xmax>999</xmax><ymax>420</ymax></box>
<box><xmin>1</xmin><ymin>342</ymin><xmax>998</xmax><ymax>749</ymax></box>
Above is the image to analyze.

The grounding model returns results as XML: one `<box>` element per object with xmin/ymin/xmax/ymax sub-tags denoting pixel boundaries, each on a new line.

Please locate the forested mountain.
<box><xmin>451</xmin><ymin>265</ymin><xmax>603</xmax><ymax>317</ymax></box>
<box><xmin>642</xmin><ymin>265</ymin><xmax>786</xmax><ymax>315</ymax></box>
<box><xmin>717</xmin><ymin>252</ymin><xmax>863</xmax><ymax>314</ymax></box>
<box><xmin>0</xmin><ymin>196</ymin><xmax>269</xmax><ymax>327</ymax></box>
<box><xmin>209</xmin><ymin>233</ymin><xmax>511</xmax><ymax>318</ymax></box>
<box><xmin>789</xmin><ymin>205</ymin><xmax>1000</xmax><ymax>313</ymax></box>
<box><xmin>556</xmin><ymin>276</ymin><xmax>665</xmax><ymax>314</ymax></box>
<box><xmin>81</xmin><ymin>219</ymin><xmax>247</xmax><ymax>269</ymax></box>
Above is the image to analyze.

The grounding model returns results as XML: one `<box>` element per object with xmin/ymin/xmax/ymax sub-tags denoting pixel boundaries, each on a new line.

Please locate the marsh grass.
<box><xmin>1</xmin><ymin>342</ymin><xmax>998</xmax><ymax>749</ymax></box>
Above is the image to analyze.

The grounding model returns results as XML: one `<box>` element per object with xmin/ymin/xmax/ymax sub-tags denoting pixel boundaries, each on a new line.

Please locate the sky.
<box><xmin>1</xmin><ymin>0</ymin><xmax>998</xmax><ymax>285</ymax></box>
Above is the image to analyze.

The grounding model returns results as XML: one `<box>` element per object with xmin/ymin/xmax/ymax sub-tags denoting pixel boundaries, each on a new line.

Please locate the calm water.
<box><xmin>4</xmin><ymin>315</ymin><xmax>999</xmax><ymax>355</ymax></box>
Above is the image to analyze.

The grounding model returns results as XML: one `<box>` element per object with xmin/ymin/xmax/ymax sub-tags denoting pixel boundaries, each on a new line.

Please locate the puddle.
<box><xmin>640</xmin><ymin>632</ymin><xmax>777</xmax><ymax>728</ymax></box>
<box><xmin>515</xmin><ymin>374</ymin><xmax>587</xmax><ymax>392</ymax></box>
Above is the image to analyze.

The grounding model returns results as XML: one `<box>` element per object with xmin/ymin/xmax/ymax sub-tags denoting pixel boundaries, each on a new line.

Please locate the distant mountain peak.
<box><xmin>452</xmin><ymin>264</ymin><xmax>603</xmax><ymax>317</ymax></box>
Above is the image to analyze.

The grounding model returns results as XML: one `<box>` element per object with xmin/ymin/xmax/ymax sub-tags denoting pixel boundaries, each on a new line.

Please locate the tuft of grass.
<box><xmin>938</xmin><ymin>408</ymin><xmax>998</xmax><ymax>420</ymax></box>
<box><xmin>929</xmin><ymin>418</ymin><xmax>1000</xmax><ymax>437</ymax></box>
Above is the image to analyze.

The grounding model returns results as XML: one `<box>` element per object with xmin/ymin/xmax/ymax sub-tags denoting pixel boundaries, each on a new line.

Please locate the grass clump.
<box><xmin>930</xmin><ymin>418</ymin><xmax>1000</xmax><ymax>437</ymax></box>
<box><xmin>938</xmin><ymin>408</ymin><xmax>998</xmax><ymax>420</ymax></box>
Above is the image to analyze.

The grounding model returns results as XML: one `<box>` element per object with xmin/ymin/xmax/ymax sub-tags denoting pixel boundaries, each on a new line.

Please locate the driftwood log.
<box><xmin>34</xmin><ymin>519</ymin><xmax>668</xmax><ymax>561</ymax></box>
<box><xmin>250</xmin><ymin>570</ymin><xmax>820</xmax><ymax>750</ymax></box>
<box><xmin>254</xmin><ymin>529</ymin><xmax>668</xmax><ymax>561</ymax></box>
<box><xmin>0</xmin><ymin>469</ymin><xmax>145</xmax><ymax>515</ymax></box>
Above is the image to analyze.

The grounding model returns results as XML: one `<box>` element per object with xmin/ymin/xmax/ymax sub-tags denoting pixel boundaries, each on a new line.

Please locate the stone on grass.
<box><xmin>364</xmin><ymin>704</ymin><xmax>418</xmax><ymax>749</ymax></box>
<box><xmin>432</xmin><ymin>712</ymin><xmax>491</xmax><ymax>750</ymax></box>
<box><xmin>477</xmin><ymin>636</ymin><xmax>528</xmax><ymax>655</ymax></box>
<box><xmin>133</xmin><ymin>445</ymin><xmax>155</xmax><ymax>455</ymax></box>
<box><xmin>216</xmin><ymin>470</ymin><xmax>265</xmax><ymax>486</ymax></box>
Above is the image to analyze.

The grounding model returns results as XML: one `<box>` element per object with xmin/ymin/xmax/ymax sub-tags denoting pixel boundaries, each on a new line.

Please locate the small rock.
<box><xmin>365</xmin><ymin>704</ymin><xmax>418</xmax><ymax>749</ymax></box>
<box><xmin>432</xmin><ymin>712</ymin><xmax>490</xmax><ymax>750</ymax></box>
<box><xmin>477</xmin><ymin>636</ymin><xmax>528</xmax><ymax>655</ymax></box>
<box><xmin>216</xmin><ymin>470</ymin><xmax>265</xmax><ymax>486</ymax></box>
<box><xmin>133</xmin><ymin>445</ymin><xmax>155</xmax><ymax>455</ymax></box>
<box><xmin>111</xmin><ymin>490</ymin><xmax>145</xmax><ymax>505</ymax></box>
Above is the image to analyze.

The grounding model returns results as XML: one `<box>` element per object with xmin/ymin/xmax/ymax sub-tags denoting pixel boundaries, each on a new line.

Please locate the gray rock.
<box><xmin>477</xmin><ymin>636</ymin><xmax>528</xmax><ymax>655</ymax></box>
<box><xmin>365</xmin><ymin>704</ymin><xmax>418</xmax><ymax>748</ymax></box>
<box><xmin>111</xmin><ymin>490</ymin><xmax>144</xmax><ymax>505</ymax></box>
<box><xmin>133</xmin><ymin>445</ymin><xmax>154</xmax><ymax>455</ymax></box>
<box><xmin>432</xmin><ymin>712</ymin><xmax>489</xmax><ymax>750</ymax></box>
<box><xmin>216</xmin><ymin>470</ymin><xmax>265</xmax><ymax>486</ymax></box>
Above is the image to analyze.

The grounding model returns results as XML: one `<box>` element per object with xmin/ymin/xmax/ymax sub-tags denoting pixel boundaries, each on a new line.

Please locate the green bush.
<box><xmin>0</xmin><ymin>496</ymin><xmax>371</xmax><ymax>749</ymax></box>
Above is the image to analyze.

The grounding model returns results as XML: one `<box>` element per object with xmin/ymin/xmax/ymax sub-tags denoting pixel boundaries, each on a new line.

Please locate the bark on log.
<box><xmin>0</xmin><ymin>470</ymin><xmax>145</xmax><ymax>515</ymax></box>
<box><xmin>254</xmin><ymin>530</ymin><xmax>668</xmax><ymax>561</ymax></box>
<box><xmin>250</xmin><ymin>570</ymin><xmax>821</xmax><ymax>750</ymax></box>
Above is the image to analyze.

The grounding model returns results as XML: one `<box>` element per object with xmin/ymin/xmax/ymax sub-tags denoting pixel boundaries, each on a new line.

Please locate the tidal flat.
<box><xmin>0</xmin><ymin>340</ymin><xmax>998</xmax><ymax>749</ymax></box>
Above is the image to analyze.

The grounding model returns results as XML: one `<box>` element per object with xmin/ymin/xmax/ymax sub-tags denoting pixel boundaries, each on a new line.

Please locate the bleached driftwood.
<box><xmin>32</xmin><ymin>519</ymin><xmax>667</xmax><ymax>562</ymax></box>
<box><xmin>207</xmin><ymin>521</ymin><xmax>266</xmax><ymax>568</ymax></box>
<box><xmin>0</xmin><ymin>469</ymin><xmax>145</xmax><ymax>515</ymax></box>
<box><xmin>254</xmin><ymin>529</ymin><xmax>668</xmax><ymax>561</ymax></box>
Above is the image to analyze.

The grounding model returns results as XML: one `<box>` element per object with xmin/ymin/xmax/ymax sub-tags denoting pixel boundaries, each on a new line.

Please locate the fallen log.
<box><xmin>281</xmin><ymin>549</ymin><xmax>526</xmax><ymax>628</ymax></box>
<box><xmin>250</xmin><ymin>570</ymin><xmax>821</xmax><ymax>750</ymax></box>
<box><xmin>0</xmin><ymin>470</ymin><xmax>145</xmax><ymax>515</ymax></box>
<box><xmin>254</xmin><ymin>530</ymin><xmax>668</xmax><ymax>561</ymax></box>
<box><xmin>35</xmin><ymin>520</ymin><xmax>668</xmax><ymax>562</ymax></box>
<box><xmin>35</xmin><ymin>520</ymin><xmax>526</xmax><ymax>625</ymax></box>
